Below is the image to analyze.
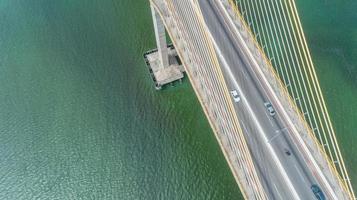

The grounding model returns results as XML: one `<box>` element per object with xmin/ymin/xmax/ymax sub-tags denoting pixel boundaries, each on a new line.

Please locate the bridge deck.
<box><xmin>149</xmin><ymin>0</ymin><xmax>354</xmax><ymax>199</ymax></box>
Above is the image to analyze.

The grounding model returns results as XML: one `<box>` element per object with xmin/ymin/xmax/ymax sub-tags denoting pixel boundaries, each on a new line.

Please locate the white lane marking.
<box><xmin>294</xmin><ymin>164</ymin><xmax>308</xmax><ymax>185</ymax></box>
<box><xmin>274</xmin><ymin>183</ymin><xmax>283</xmax><ymax>200</ymax></box>
<box><xmin>240</xmin><ymin>121</ymin><xmax>248</xmax><ymax>133</ymax></box>
<box><xmin>268</xmin><ymin>130</ymin><xmax>283</xmax><ymax>144</ymax></box>
<box><xmin>270</xmin><ymin>128</ymin><xmax>288</xmax><ymax>143</ymax></box>
<box><xmin>214</xmin><ymin>2</ymin><xmax>338</xmax><ymax>199</ymax></box>
<box><xmin>239</xmin><ymin>109</ymin><xmax>271</xmax><ymax>191</ymax></box>
<box><xmin>206</xmin><ymin>25</ymin><xmax>301</xmax><ymax>200</ymax></box>
<box><xmin>264</xmin><ymin>112</ymin><xmax>275</xmax><ymax>128</ymax></box>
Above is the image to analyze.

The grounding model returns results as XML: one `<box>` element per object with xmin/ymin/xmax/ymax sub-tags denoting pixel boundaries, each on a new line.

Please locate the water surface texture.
<box><xmin>0</xmin><ymin>0</ymin><xmax>355</xmax><ymax>199</ymax></box>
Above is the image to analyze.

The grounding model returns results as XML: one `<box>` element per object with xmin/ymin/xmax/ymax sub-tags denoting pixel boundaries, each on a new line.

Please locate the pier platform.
<box><xmin>144</xmin><ymin>45</ymin><xmax>185</xmax><ymax>90</ymax></box>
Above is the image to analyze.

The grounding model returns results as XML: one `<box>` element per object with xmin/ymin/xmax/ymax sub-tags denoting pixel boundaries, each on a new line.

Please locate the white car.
<box><xmin>264</xmin><ymin>102</ymin><xmax>276</xmax><ymax>116</ymax></box>
<box><xmin>230</xmin><ymin>90</ymin><xmax>241</xmax><ymax>102</ymax></box>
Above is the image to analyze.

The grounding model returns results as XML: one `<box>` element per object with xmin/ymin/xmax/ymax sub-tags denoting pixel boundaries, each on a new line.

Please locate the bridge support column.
<box><xmin>151</xmin><ymin>4</ymin><xmax>169</xmax><ymax>68</ymax></box>
<box><xmin>143</xmin><ymin>4</ymin><xmax>185</xmax><ymax>90</ymax></box>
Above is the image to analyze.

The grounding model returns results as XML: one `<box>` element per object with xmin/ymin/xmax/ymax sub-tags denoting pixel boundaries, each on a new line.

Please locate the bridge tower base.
<box><xmin>143</xmin><ymin>4</ymin><xmax>185</xmax><ymax>90</ymax></box>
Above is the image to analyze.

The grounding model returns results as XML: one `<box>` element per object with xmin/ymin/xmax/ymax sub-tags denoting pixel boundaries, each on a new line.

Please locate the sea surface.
<box><xmin>0</xmin><ymin>0</ymin><xmax>355</xmax><ymax>199</ymax></box>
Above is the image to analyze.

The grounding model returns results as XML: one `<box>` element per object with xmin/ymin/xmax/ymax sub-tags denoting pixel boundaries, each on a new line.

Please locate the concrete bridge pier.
<box><xmin>151</xmin><ymin>4</ymin><xmax>169</xmax><ymax>69</ymax></box>
<box><xmin>143</xmin><ymin>4</ymin><xmax>185</xmax><ymax>90</ymax></box>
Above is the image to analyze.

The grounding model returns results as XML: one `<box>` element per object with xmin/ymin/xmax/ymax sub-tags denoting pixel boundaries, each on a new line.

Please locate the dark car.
<box><xmin>284</xmin><ymin>148</ymin><xmax>291</xmax><ymax>156</ymax></box>
<box><xmin>311</xmin><ymin>184</ymin><xmax>325</xmax><ymax>200</ymax></box>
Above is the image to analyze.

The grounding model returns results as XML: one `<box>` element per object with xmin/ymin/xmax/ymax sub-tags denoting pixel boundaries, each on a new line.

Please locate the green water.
<box><xmin>0</xmin><ymin>0</ymin><xmax>355</xmax><ymax>199</ymax></box>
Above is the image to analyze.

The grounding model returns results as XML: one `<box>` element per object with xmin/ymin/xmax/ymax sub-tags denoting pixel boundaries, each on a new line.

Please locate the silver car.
<box><xmin>264</xmin><ymin>102</ymin><xmax>276</xmax><ymax>116</ymax></box>
<box><xmin>230</xmin><ymin>90</ymin><xmax>241</xmax><ymax>102</ymax></box>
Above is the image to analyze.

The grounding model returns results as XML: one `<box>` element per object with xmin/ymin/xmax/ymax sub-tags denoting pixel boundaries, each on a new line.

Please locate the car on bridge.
<box><xmin>264</xmin><ymin>102</ymin><xmax>276</xmax><ymax>116</ymax></box>
<box><xmin>284</xmin><ymin>148</ymin><xmax>291</xmax><ymax>156</ymax></box>
<box><xmin>311</xmin><ymin>184</ymin><xmax>326</xmax><ymax>200</ymax></box>
<box><xmin>230</xmin><ymin>90</ymin><xmax>241</xmax><ymax>103</ymax></box>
